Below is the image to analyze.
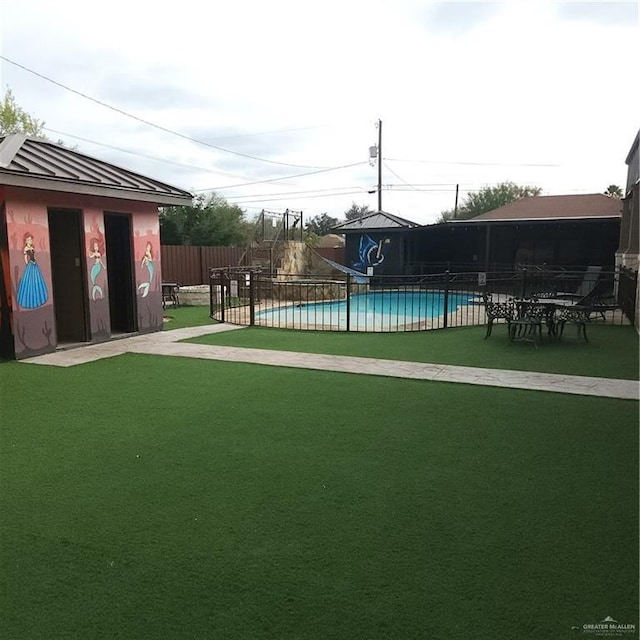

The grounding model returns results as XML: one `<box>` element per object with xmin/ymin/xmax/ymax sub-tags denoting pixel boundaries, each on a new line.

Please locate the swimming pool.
<box><xmin>256</xmin><ymin>290</ymin><xmax>474</xmax><ymax>331</ymax></box>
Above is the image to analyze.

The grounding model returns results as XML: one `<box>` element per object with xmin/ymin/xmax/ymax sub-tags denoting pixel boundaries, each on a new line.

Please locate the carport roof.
<box><xmin>458</xmin><ymin>193</ymin><xmax>622</xmax><ymax>223</ymax></box>
<box><xmin>0</xmin><ymin>134</ymin><xmax>193</xmax><ymax>205</ymax></box>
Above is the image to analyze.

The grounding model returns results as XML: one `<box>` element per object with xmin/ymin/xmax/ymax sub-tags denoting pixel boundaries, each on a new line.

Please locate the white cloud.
<box><xmin>1</xmin><ymin>0</ymin><xmax>638</xmax><ymax>224</ymax></box>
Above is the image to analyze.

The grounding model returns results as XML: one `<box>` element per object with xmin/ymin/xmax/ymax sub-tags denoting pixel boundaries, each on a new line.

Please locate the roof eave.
<box><xmin>451</xmin><ymin>215</ymin><xmax>621</xmax><ymax>225</ymax></box>
<box><xmin>0</xmin><ymin>172</ymin><xmax>193</xmax><ymax>206</ymax></box>
<box><xmin>332</xmin><ymin>225</ymin><xmax>414</xmax><ymax>233</ymax></box>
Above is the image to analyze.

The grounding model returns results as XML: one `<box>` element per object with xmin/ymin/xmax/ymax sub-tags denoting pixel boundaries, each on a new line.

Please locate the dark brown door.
<box><xmin>48</xmin><ymin>209</ymin><xmax>88</xmax><ymax>343</ymax></box>
<box><xmin>104</xmin><ymin>213</ymin><xmax>137</xmax><ymax>333</ymax></box>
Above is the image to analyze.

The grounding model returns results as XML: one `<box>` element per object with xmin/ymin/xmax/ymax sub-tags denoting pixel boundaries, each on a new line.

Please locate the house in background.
<box><xmin>334</xmin><ymin>195</ymin><xmax>622</xmax><ymax>276</ymax></box>
<box><xmin>617</xmin><ymin>129</ymin><xmax>639</xmax><ymax>270</ymax></box>
<box><xmin>445</xmin><ymin>193</ymin><xmax>622</xmax><ymax>270</ymax></box>
<box><xmin>0</xmin><ymin>134</ymin><xmax>192</xmax><ymax>360</ymax></box>
<box><xmin>616</xmin><ymin>129</ymin><xmax>639</xmax><ymax>330</ymax></box>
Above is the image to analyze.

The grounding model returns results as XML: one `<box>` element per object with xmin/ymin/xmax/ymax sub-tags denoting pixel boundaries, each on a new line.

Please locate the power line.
<box><xmin>43</xmin><ymin>128</ymin><xmax>370</xmax><ymax>191</ymax></box>
<box><xmin>224</xmin><ymin>181</ymin><xmax>549</xmax><ymax>203</ymax></box>
<box><xmin>383</xmin><ymin>161</ymin><xmax>426</xmax><ymax>192</ymax></box>
<box><xmin>43</xmin><ymin>127</ymin><xmax>257</xmax><ymax>182</ymax></box>
<box><xmin>46</xmin><ymin>125</ymin><xmax>369</xmax><ymax>193</ymax></box>
<box><xmin>229</xmin><ymin>189</ymin><xmax>366</xmax><ymax>205</ymax></box>
<box><xmin>194</xmin><ymin>161</ymin><xmax>368</xmax><ymax>192</ymax></box>
<box><xmin>223</xmin><ymin>183</ymin><xmax>480</xmax><ymax>201</ymax></box>
<box><xmin>196</xmin><ymin>123</ymin><xmax>331</xmax><ymax>142</ymax></box>
<box><xmin>226</xmin><ymin>185</ymin><xmax>475</xmax><ymax>206</ymax></box>
<box><xmin>1</xmin><ymin>55</ymin><xmax>334</xmax><ymax>170</ymax></box>
<box><xmin>224</xmin><ymin>185</ymin><xmax>368</xmax><ymax>200</ymax></box>
<box><xmin>386</xmin><ymin>157</ymin><xmax>560</xmax><ymax>167</ymax></box>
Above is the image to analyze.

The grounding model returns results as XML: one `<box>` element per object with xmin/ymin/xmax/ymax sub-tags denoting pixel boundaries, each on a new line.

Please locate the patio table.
<box><xmin>508</xmin><ymin>299</ymin><xmax>558</xmax><ymax>344</ymax></box>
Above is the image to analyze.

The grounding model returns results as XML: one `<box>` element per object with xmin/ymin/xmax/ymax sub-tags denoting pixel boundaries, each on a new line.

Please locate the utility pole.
<box><xmin>453</xmin><ymin>184</ymin><xmax>459</xmax><ymax>219</ymax></box>
<box><xmin>377</xmin><ymin>119</ymin><xmax>382</xmax><ymax>211</ymax></box>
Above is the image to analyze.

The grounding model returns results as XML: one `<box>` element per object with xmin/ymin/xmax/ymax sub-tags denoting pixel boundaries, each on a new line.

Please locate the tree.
<box><xmin>0</xmin><ymin>88</ymin><xmax>46</xmax><ymax>137</ymax></box>
<box><xmin>305</xmin><ymin>212</ymin><xmax>340</xmax><ymax>236</ymax></box>
<box><xmin>159</xmin><ymin>193</ymin><xmax>251</xmax><ymax>246</ymax></box>
<box><xmin>604</xmin><ymin>185</ymin><xmax>623</xmax><ymax>198</ymax></box>
<box><xmin>344</xmin><ymin>202</ymin><xmax>371</xmax><ymax>221</ymax></box>
<box><xmin>437</xmin><ymin>181</ymin><xmax>542</xmax><ymax>223</ymax></box>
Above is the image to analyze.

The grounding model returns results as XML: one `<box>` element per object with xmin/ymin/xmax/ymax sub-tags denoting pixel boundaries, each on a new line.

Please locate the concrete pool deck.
<box><xmin>20</xmin><ymin>323</ymin><xmax>639</xmax><ymax>401</ymax></box>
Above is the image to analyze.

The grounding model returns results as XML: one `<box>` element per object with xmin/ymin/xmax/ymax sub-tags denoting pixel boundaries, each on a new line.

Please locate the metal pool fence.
<box><xmin>209</xmin><ymin>266</ymin><xmax>637</xmax><ymax>333</ymax></box>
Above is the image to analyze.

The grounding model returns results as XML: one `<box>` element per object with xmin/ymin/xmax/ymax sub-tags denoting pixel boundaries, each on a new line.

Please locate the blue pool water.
<box><xmin>256</xmin><ymin>290</ymin><xmax>474</xmax><ymax>330</ymax></box>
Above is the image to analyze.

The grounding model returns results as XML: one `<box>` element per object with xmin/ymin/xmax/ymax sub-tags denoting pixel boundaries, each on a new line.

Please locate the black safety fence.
<box><xmin>209</xmin><ymin>266</ymin><xmax>637</xmax><ymax>333</ymax></box>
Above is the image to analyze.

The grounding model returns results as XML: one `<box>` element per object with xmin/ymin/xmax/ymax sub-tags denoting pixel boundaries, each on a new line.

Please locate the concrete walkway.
<box><xmin>21</xmin><ymin>324</ymin><xmax>639</xmax><ymax>401</ymax></box>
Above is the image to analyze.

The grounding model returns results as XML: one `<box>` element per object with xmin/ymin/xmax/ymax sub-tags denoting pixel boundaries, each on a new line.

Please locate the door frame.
<box><xmin>48</xmin><ymin>208</ymin><xmax>90</xmax><ymax>343</ymax></box>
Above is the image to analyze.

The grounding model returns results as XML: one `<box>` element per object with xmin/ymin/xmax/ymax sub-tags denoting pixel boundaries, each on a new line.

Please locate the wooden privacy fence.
<box><xmin>161</xmin><ymin>245</ymin><xmax>246</xmax><ymax>285</ymax></box>
<box><xmin>161</xmin><ymin>245</ymin><xmax>346</xmax><ymax>286</ymax></box>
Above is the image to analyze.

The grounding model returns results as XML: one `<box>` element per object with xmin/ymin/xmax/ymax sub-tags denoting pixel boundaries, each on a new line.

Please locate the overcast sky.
<box><xmin>1</xmin><ymin>0</ymin><xmax>638</xmax><ymax>225</ymax></box>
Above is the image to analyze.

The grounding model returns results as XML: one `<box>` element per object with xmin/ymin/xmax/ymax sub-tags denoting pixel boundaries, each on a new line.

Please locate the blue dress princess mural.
<box><xmin>16</xmin><ymin>232</ymin><xmax>48</xmax><ymax>309</ymax></box>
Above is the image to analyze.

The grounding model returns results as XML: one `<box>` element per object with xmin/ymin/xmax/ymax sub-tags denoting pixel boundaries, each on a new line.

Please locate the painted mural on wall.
<box><xmin>16</xmin><ymin>231</ymin><xmax>48</xmax><ymax>308</ymax></box>
<box><xmin>5</xmin><ymin>203</ymin><xmax>56</xmax><ymax>358</ymax></box>
<box><xmin>84</xmin><ymin>214</ymin><xmax>110</xmax><ymax>341</ymax></box>
<box><xmin>133</xmin><ymin>213</ymin><xmax>162</xmax><ymax>332</ymax></box>
<box><xmin>352</xmin><ymin>234</ymin><xmax>391</xmax><ymax>271</ymax></box>
<box><xmin>137</xmin><ymin>241</ymin><xmax>155</xmax><ymax>298</ymax></box>
<box><xmin>89</xmin><ymin>237</ymin><xmax>105</xmax><ymax>300</ymax></box>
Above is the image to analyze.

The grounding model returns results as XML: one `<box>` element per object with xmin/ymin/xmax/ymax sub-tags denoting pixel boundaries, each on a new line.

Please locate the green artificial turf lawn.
<box><xmin>1</xmin><ymin>354</ymin><xmax>638</xmax><ymax>640</ymax></box>
<box><xmin>185</xmin><ymin>322</ymin><xmax>640</xmax><ymax>380</ymax></box>
<box><xmin>162</xmin><ymin>305</ymin><xmax>218</xmax><ymax>331</ymax></box>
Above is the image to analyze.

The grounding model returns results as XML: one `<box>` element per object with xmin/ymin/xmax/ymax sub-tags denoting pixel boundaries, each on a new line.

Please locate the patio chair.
<box><xmin>162</xmin><ymin>283</ymin><xmax>180</xmax><ymax>309</ymax></box>
<box><xmin>554</xmin><ymin>306</ymin><xmax>590</xmax><ymax>342</ymax></box>
<box><xmin>557</xmin><ymin>265</ymin><xmax>602</xmax><ymax>300</ymax></box>
<box><xmin>482</xmin><ymin>293</ymin><xmax>515</xmax><ymax>338</ymax></box>
<box><xmin>569</xmin><ymin>279</ymin><xmax>618</xmax><ymax>321</ymax></box>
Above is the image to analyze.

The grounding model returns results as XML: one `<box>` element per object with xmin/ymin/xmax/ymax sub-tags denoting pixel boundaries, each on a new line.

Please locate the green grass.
<box><xmin>1</xmin><ymin>354</ymin><xmax>638</xmax><ymax>639</ymax></box>
<box><xmin>184</xmin><ymin>322</ymin><xmax>640</xmax><ymax>380</ymax></box>
<box><xmin>162</xmin><ymin>305</ymin><xmax>218</xmax><ymax>331</ymax></box>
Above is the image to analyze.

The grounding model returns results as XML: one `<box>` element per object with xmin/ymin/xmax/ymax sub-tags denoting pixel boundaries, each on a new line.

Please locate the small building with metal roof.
<box><xmin>0</xmin><ymin>134</ymin><xmax>193</xmax><ymax>360</ymax></box>
<box><xmin>332</xmin><ymin>210</ymin><xmax>420</xmax><ymax>275</ymax></box>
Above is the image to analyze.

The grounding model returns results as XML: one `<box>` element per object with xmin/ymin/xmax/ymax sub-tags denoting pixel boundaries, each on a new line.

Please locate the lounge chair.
<box><xmin>569</xmin><ymin>278</ymin><xmax>618</xmax><ymax>321</ymax></box>
<box><xmin>556</xmin><ymin>266</ymin><xmax>602</xmax><ymax>300</ymax></box>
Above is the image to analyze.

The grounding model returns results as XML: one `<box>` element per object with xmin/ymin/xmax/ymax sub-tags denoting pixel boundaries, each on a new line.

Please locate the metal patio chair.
<box><xmin>554</xmin><ymin>306</ymin><xmax>590</xmax><ymax>342</ymax></box>
<box><xmin>482</xmin><ymin>293</ymin><xmax>515</xmax><ymax>338</ymax></box>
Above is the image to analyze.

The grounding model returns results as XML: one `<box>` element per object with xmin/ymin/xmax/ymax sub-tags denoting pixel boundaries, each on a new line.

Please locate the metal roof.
<box><xmin>0</xmin><ymin>134</ymin><xmax>193</xmax><ymax>205</ymax></box>
<box><xmin>456</xmin><ymin>194</ymin><xmax>622</xmax><ymax>223</ymax></box>
<box><xmin>332</xmin><ymin>210</ymin><xmax>420</xmax><ymax>232</ymax></box>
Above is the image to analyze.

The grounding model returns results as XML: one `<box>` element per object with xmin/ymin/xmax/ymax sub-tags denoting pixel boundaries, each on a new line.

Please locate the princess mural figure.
<box><xmin>137</xmin><ymin>241</ymin><xmax>154</xmax><ymax>298</ymax></box>
<box><xmin>88</xmin><ymin>238</ymin><xmax>105</xmax><ymax>301</ymax></box>
<box><xmin>16</xmin><ymin>231</ymin><xmax>48</xmax><ymax>309</ymax></box>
